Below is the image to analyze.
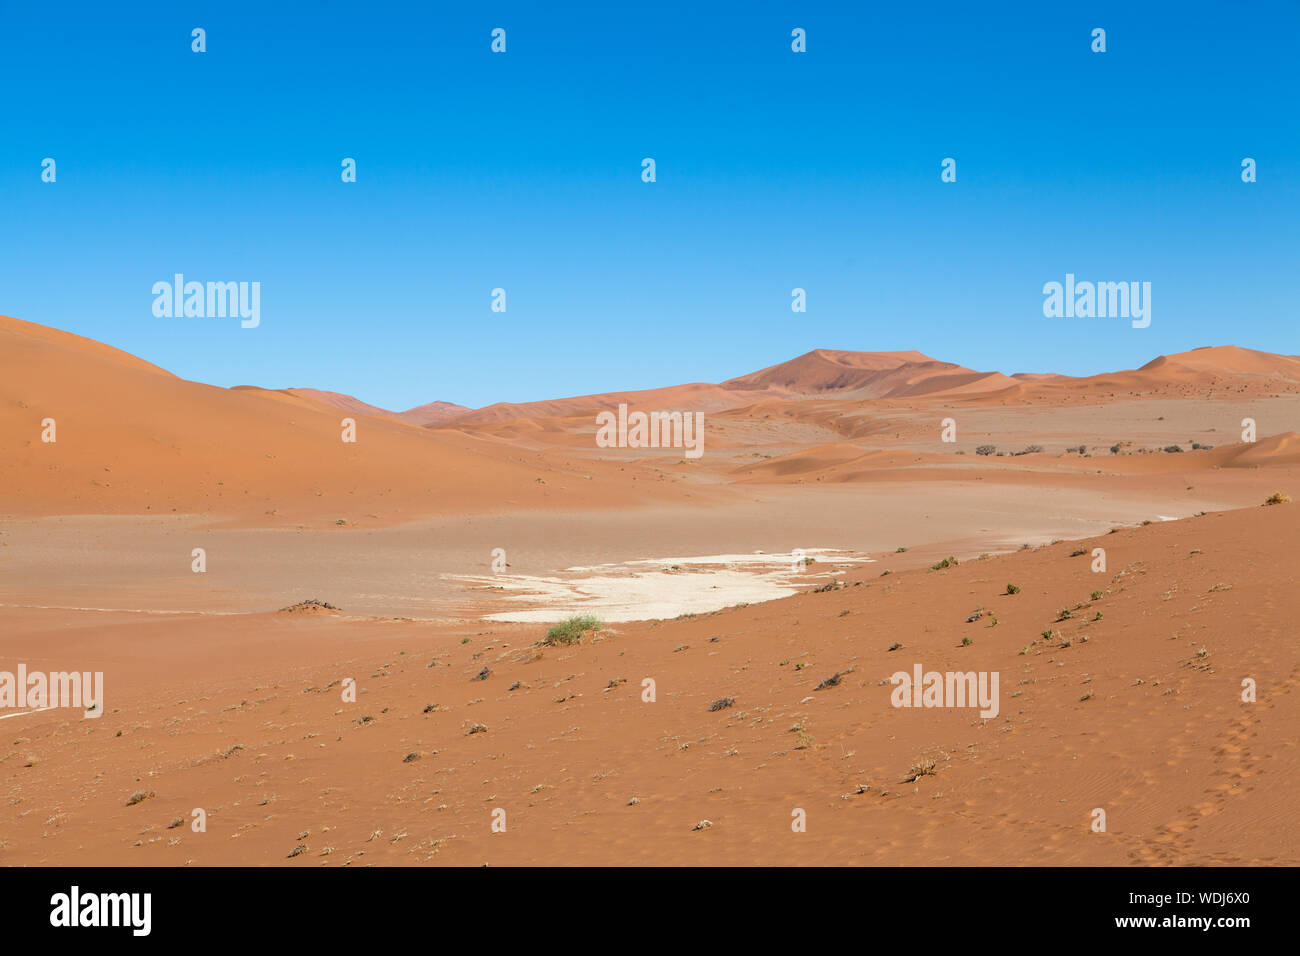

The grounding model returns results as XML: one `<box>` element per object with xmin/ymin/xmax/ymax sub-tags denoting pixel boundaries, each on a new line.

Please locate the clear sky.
<box><xmin>2</xmin><ymin>1</ymin><xmax>1296</xmax><ymax>410</ymax></box>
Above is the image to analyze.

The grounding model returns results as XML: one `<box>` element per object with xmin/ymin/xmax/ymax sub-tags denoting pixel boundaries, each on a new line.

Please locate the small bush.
<box><xmin>930</xmin><ymin>556</ymin><xmax>958</xmax><ymax>570</ymax></box>
<box><xmin>542</xmin><ymin>614</ymin><xmax>603</xmax><ymax>646</ymax></box>
<box><xmin>1005</xmin><ymin>583</ymin><xmax>1020</xmax><ymax>594</ymax></box>
<box><xmin>815</xmin><ymin>671</ymin><xmax>847</xmax><ymax>691</ymax></box>
<box><xmin>1264</xmin><ymin>492</ymin><xmax>1291</xmax><ymax>506</ymax></box>
<box><xmin>1163</xmin><ymin>445</ymin><xmax>1184</xmax><ymax>453</ymax></box>
<box><xmin>905</xmin><ymin>759</ymin><xmax>937</xmax><ymax>782</ymax></box>
<box><xmin>975</xmin><ymin>444</ymin><xmax>996</xmax><ymax>456</ymax></box>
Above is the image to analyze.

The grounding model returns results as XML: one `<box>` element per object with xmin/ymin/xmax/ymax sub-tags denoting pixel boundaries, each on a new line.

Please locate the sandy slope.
<box><xmin>1</xmin><ymin>503</ymin><xmax>1294</xmax><ymax>865</ymax></box>
<box><xmin>0</xmin><ymin>315</ymin><xmax>699</xmax><ymax>526</ymax></box>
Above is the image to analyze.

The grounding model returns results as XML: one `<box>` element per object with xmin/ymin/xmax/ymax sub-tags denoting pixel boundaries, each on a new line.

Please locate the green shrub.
<box><xmin>542</xmin><ymin>615</ymin><xmax>603</xmax><ymax>646</ymax></box>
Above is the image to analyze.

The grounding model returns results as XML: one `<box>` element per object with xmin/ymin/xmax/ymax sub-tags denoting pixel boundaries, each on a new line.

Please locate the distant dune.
<box><xmin>721</xmin><ymin>348</ymin><xmax>1018</xmax><ymax>399</ymax></box>
<box><xmin>5</xmin><ymin>313</ymin><xmax>1300</xmax><ymax>524</ymax></box>
<box><xmin>440</xmin><ymin>382</ymin><xmax>742</xmax><ymax>427</ymax></box>
<box><xmin>285</xmin><ymin>388</ymin><xmax>470</xmax><ymax>426</ymax></box>
<box><xmin>0</xmin><ymin>314</ymin><xmax>687</xmax><ymax>523</ymax></box>
<box><xmin>1140</xmin><ymin>345</ymin><xmax>1300</xmax><ymax>379</ymax></box>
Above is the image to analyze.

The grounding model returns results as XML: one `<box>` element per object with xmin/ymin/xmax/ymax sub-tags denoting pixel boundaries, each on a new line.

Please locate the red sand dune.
<box><xmin>438</xmin><ymin>344</ymin><xmax>1300</xmax><ymax>432</ymax></box>
<box><xmin>4</xmin><ymin>313</ymin><xmax>1299</xmax><ymax>522</ymax></box>
<box><xmin>0</xmin><ymin>315</ymin><xmax>691</xmax><ymax>525</ymax></box>
<box><xmin>287</xmin><ymin>389</ymin><xmax>470</xmax><ymax>426</ymax></box>
<box><xmin>723</xmin><ymin>348</ymin><xmax>1018</xmax><ymax>399</ymax></box>
<box><xmin>1215</xmin><ymin>432</ymin><xmax>1300</xmax><ymax>468</ymax></box>
<box><xmin>399</xmin><ymin>400</ymin><xmax>473</xmax><ymax>426</ymax></box>
<box><xmin>442</xmin><ymin>382</ymin><xmax>742</xmax><ymax>427</ymax></box>
<box><xmin>1141</xmin><ymin>345</ymin><xmax>1300</xmax><ymax>379</ymax></box>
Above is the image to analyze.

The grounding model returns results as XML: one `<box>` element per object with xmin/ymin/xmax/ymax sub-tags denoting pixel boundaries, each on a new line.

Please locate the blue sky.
<box><xmin>2</xmin><ymin>1</ymin><xmax>1296</xmax><ymax>410</ymax></box>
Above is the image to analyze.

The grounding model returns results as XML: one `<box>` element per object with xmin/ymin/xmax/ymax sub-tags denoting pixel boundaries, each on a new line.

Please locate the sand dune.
<box><xmin>723</xmin><ymin>348</ymin><xmax>1019</xmax><ymax>399</ymax></box>
<box><xmin>1215</xmin><ymin>432</ymin><xmax>1300</xmax><ymax>468</ymax></box>
<box><xmin>287</xmin><ymin>389</ymin><xmax>470</xmax><ymax>426</ymax></box>
<box><xmin>399</xmin><ymin>401</ymin><xmax>474</xmax><ymax>426</ymax></box>
<box><xmin>1141</xmin><ymin>345</ymin><xmax>1300</xmax><ymax>379</ymax></box>
<box><xmin>442</xmin><ymin>382</ymin><xmax>742</xmax><ymax>427</ymax></box>
<box><xmin>6</xmin><ymin>315</ymin><xmax>1300</xmax><ymax>526</ymax></box>
<box><xmin>0</xmin><ymin>315</ymin><xmax>692</xmax><ymax>525</ymax></box>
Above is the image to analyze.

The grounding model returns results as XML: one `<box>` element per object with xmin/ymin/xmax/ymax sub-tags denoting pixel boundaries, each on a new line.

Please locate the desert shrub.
<box><xmin>905</xmin><ymin>759</ymin><xmax>937</xmax><ymax>782</ymax></box>
<box><xmin>542</xmin><ymin>614</ymin><xmax>603</xmax><ymax>646</ymax></box>
<box><xmin>975</xmin><ymin>444</ymin><xmax>996</xmax><ymax>456</ymax></box>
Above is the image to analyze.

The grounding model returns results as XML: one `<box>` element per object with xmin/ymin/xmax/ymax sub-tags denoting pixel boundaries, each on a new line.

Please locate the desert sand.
<box><xmin>1</xmin><ymin>314</ymin><xmax>1297</xmax><ymax>864</ymax></box>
